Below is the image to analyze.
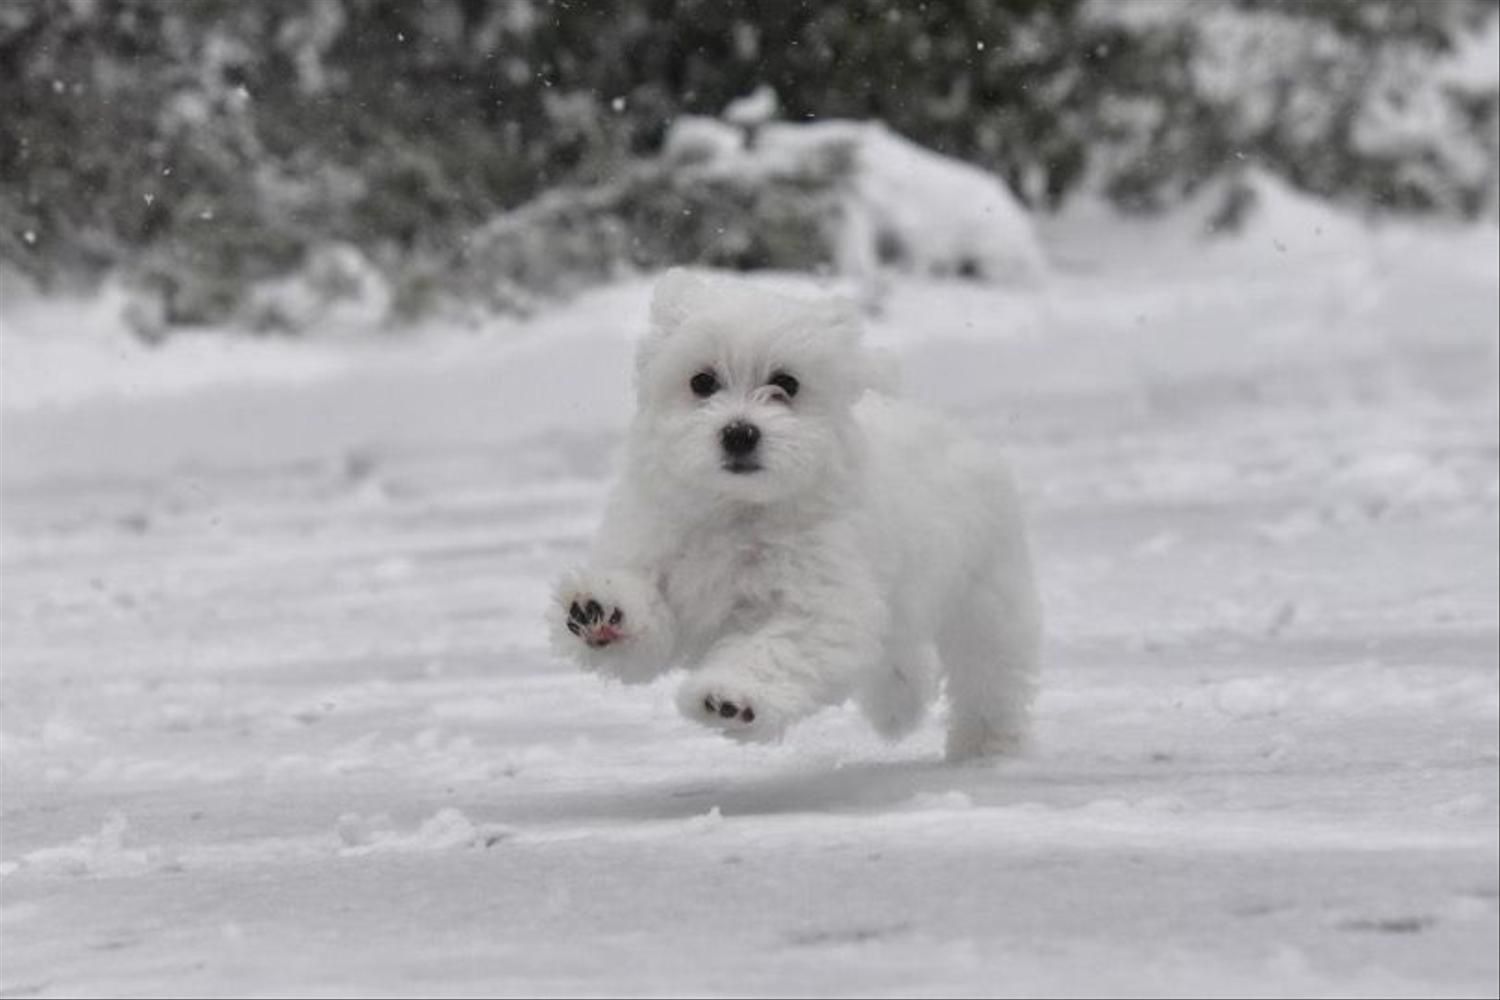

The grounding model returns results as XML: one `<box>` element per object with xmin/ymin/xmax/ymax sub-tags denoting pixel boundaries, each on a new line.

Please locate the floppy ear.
<box><xmin>650</xmin><ymin>268</ymin><xmax>713</xmax><ymax>335</ymax></box>
<box><xmin>810</xmin><ymin>294</ymin><xmax>897</xmax><ymax>396</ymax></box>
<box><xmin>637</xmin><ymin>268</ymin><xmax>708</xmax><ymax>383</ymax></box>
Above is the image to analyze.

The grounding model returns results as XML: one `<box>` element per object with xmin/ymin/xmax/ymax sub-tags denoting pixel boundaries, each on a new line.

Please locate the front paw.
<box><xmin>549</xmin><ymin>569</ymin><xmax>673</xmax><ymax>683</ymax></box>
<box><xmin>565</xmin><ymin>596</ymin><xmax>627</xmax><ymax>650</ymax></box>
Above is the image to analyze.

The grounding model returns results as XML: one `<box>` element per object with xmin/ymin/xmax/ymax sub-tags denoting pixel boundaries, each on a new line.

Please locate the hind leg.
<box><xmin>938</xmin><ymin>569</ymin><xmax>1042</xmax><ymax>762</ymax></box>
<box><xmin>856</xmin><ymin>638</ymin><xmax>940</xmax><ymax>742</ymax></box>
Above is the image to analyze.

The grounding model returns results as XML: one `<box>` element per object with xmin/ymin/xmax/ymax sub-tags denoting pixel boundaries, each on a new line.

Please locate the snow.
<box><xmin>242</xmin><ymin>244</ymin><xmax>393</xmax><ymax>336</ymax></box>
<box><xmin>2</xmin><ymin>193</ymin><xmax>1497</xmax><ymax>996</ymax></box>
<box><xmin>723</xmin><ymin>85</ymin><xmax>780</xmax><ymax>128</ymax></box>
<box><xmin>665</xmin><ymin>113</ymin><xmax>1048</xmax><ymax>290</ymax></box>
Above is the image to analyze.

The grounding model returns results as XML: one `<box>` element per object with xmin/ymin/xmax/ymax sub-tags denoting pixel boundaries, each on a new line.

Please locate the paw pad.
<box><xmin>703</xmin><ymin>694</ymin><xmax>755</xmax><ymax>724</ymax></box>
<box><xmin>567</xmin><ymin>597</ymin><xmax>625</xmax><ymax>648</ymax></box>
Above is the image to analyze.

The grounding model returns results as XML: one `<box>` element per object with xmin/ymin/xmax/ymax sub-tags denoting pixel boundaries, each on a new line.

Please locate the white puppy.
<box><xmin>550</xmin><ymin>270</ymin><xmax>1041</xmax><ymax>760</ymax></box>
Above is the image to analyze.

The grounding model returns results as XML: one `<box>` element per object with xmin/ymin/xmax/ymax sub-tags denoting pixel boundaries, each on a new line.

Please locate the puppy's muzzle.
<box><xmin>720</xmin><ymin>421</ymin><xmax>761</xmax><ymax>472</ymax></box>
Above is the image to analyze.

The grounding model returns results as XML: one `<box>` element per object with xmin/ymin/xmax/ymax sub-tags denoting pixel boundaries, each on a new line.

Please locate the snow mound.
<box><xmin>1225</xmin><ymin>170</ymin><xmax>1376</xmax><ymax>255</ymax></box>
<box><xmin>241</xmin><ymin>243</ymin><xmax>393</xmax><ymax>336</ymax></box>
<box><xmin>17</xmin><ymin>813</ymin><xmax>170</xmax><ymax>879</ymax></box>
<box><xmin>665</xmin><ymin>115</ymin><xmax>1047</xmax><ymax>289</ymax></box>
<box><xmin>335</xmin><ymin>809</ymin><xmax>513</xmax><ymax>855</ymax></box>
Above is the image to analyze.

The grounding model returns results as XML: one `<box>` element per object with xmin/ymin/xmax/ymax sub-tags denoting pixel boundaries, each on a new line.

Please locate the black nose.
<box><xmin>720</xmin><ymin>421</ymin><xmax>761</xmax><ymax>456</ymax></box>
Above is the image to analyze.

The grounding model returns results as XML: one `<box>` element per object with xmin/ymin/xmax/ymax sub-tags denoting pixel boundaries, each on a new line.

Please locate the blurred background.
<box><xmin>2</xmin><ymin>3</ymin><xmax>1498</xmax><ymax>997</ymax></box>
<box><xmin>2</xmin><ymin>0</ymin><xmax>1496</xmax><ymax>333</ymax></box>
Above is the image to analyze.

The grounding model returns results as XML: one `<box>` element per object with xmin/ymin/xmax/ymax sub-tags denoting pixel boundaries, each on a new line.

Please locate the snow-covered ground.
<box><xmin>3</xmin><ymin>190</ymin><xmax>1497</xmax><ymax>997</ymax></box>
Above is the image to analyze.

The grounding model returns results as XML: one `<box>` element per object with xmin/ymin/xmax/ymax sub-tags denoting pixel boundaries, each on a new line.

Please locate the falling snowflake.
<box><xmin>611</xmin><ymin>96</ymin><xmax>626</xmax><ymax>113</ymax></box>
<box><xmin>23</xmin><ymin>230</ymin><xmax>36</xmax><ymax>245</ymax></box>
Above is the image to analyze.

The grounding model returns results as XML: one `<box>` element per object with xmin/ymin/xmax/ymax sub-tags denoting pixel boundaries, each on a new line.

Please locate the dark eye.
<box><xmin>768</xmin><ymin>371</ymin><xmax>799</xmax><ymax>398</ymax></box>
<box><xmin>689</xmin><ymin>371</ymin><xmax>719</xmax><ymax>397</ymax></box>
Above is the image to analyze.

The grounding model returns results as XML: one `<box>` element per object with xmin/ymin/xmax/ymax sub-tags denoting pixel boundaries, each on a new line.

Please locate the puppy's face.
<box><xmin>632</xmin><ymin>271</ymin><xmax>869</xmax><ymax>506</ymax></box>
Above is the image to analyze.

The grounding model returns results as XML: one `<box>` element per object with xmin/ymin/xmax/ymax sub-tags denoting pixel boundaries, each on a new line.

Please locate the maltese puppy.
<box><xmin>550</xmin><ymin>270</ymin><xmax>1040</xmax><ymax>760</ymax></box>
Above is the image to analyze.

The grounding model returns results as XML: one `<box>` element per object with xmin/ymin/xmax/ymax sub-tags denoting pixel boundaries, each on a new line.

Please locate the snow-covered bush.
<box><xmin>425</xmin><ymin>111</ymin><xmax>1044</xmax><ymax>320</ymax></box>
<box><xmin>400</xmin><ymin>128</ymin><xmax>844</xmax><ymax>321</ymax></box>
<box><xmin>1086</xmin><ymin>1</ymin><xmax>1500</xmax><ymax>218</ymax></box>
<box><xmin>750</xmin><ymin>119</ymin><xmax>1047</xmax><ymax>286</ymax></box>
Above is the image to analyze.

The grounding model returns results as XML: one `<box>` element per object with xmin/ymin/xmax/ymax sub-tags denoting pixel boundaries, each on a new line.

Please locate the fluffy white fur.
<box><xmin>550</xmin><ymin>270</ymin><xmax>1041</xmax><ymax>760</ymax></box>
